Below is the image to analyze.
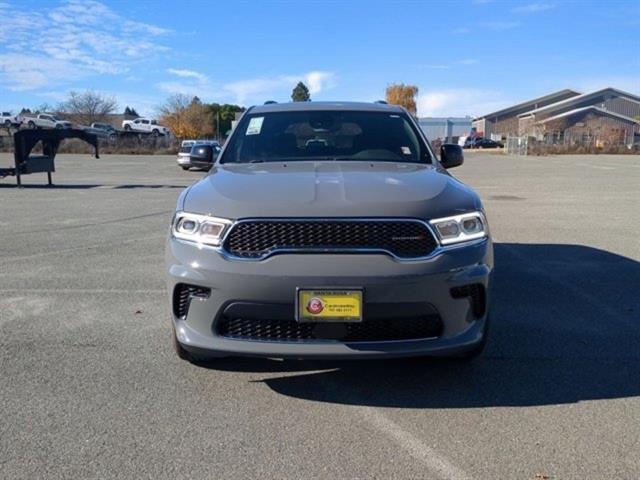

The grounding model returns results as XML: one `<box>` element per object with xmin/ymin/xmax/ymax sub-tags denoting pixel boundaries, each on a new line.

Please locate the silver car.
<box><xmin>166</xmin><ymin>102</ymin><xmax>493</xmax><ymax>362</ymax></box>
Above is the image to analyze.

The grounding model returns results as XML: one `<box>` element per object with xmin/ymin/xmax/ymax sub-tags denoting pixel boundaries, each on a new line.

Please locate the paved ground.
<box><xmin>1</xmin><ymin>152</ymin><xmax>639</xmax><ymax>479</ymax></box>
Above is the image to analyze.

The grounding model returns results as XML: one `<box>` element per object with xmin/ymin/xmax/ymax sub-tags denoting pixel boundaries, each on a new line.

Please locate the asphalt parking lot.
<box><xmin>1</xmin><ymin>152</ymin><xmax>639</xmax><ymax>479</ymax></box>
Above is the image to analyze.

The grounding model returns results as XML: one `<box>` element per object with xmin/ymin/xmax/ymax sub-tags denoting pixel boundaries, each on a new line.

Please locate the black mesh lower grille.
<box><xmin>450</xmin><ymin>284</ymin><xmax>486</xmax><ymax>318</ymax></box>
<box><xmin>217</xmin><ymin>315</ymin><xmax>443</xmax><ymax>342</ymax></box>
<box><xmin>222</xmin><ymin>220</ymin><xmax>438</xmax><ymax>259</ymax></box>
<box><xmin>173</xmin><ymin>284</ymin><xmax>211</xmax><ymax>319</ymax></box>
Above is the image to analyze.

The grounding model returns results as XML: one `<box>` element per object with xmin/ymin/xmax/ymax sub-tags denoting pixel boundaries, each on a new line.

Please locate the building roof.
<box><xmin>536</xmin><ymin>105</ymin><xmax>640</xmax><ymax>125</ymax></box>
<box><xmin>418</xmin><ymin>117</ymin><xmax>473</xmax><ymax>123</ymax></box>
<box><xmin>518</xmin><ymin>87</ymin><xmax>640</xmax><ymax>118</ymax></box>
<box><xmin>251</xmin><ymin>101</ymin><xmax>404</xmax><ymax>114</ymax></box>
<box><xmin>472</xmin><ymin>89</ymin><xmax>581</xmax><ymax>121</ymax></box>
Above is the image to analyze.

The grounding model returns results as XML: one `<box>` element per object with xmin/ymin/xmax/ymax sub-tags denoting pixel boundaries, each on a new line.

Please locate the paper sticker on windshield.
<box><xmin>246</xmin><ymin>117</ymin><xmax>264</xmax><ymax>135</ymax></box>
<box><xmin>401</xmin><ymin>146</ymin><xmax>412</xmax><ymax>155</ymax></box>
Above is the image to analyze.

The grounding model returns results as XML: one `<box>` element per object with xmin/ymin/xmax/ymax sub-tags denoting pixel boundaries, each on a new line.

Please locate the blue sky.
<box><xmin>1</xmin><ymin>0</ymin><xmax>638</xmax><ymax>117</ymax></box>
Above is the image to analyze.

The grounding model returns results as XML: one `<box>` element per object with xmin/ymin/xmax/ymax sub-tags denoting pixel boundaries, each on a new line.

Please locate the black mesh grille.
<box><xmin>223</xmin><ymin>220</ymin><xmax>438</xmax><ymax>259</ymax></box>
<box><xmin>173</xmin><ymin>284</ymin><xmax>211</xmax><ymax>319</ymax></box>
<box><xmin>451</xmin><ymin>284</ymin><xmax>486</xmax><ymax>318</ymax></box>
<box><xmin>217</xmin><ymin>315</ymin><xmax>443</xmax><ymax>342</ymax></box>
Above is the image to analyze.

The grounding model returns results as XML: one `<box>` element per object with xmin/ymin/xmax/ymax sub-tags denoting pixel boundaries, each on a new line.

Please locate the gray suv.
<box><xmin>166</xmin><ymin>102</ymin><xmax>493</xmax><ymax>362</ymax></box>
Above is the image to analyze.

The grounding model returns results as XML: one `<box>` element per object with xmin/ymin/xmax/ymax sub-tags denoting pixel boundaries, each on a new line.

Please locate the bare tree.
<box><xmin>385</xmin><ymin>84</ymin><xmax>419</xmax><ymax>115</ymax></box>
<box><xmin>59</xmin><ymin>90</ymin><xmax>117</xmax><ymax>125</ymax></box>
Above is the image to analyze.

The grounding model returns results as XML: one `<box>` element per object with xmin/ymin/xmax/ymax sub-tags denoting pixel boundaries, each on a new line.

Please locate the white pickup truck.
<box><xmin>122</xmin><ymin>117</ymin><xmax>170</xmax><ymax>136</ymax></box>
<box><xmin>24</xmin><ymin>114</ymin><xmax>72</xmax><ymax>129</ymax></box>
<box><xmin>1</xmin><ymin>112</ymin><xmax>21</xmax><ymax>128</ymax></box>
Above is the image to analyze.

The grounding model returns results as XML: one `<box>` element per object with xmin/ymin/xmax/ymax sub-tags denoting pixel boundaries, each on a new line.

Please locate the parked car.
<box><xmin>122</xmin><ymin>117</ymin><xmax>170</xmax><ymax>136</ymax></box>
<box><xmin>167</xmin><ymin>101</ymin><xmax>493</xmax><ymax>364</ymax></box>
<box><xmin>463</xmin><ymin>137</ymin><xmax>503</xmax><ymax>149</ymax></box>
<box><xmin>177</xmin><ymin>140</ymin><xmax>220</xmax><ymax>170</ymax></box>
<box><xmin>1</xmin><ymin>112</ymin><xmax>20</xmax><ymax>128</ymax></box>
<box><xmin>23</xmin><ymin>114</ymin><xmax>72</xmax><ymax>130</ymax></box>
<box><xmin>81</xmin><ymin>122</ymin><xmax>118</xmax><ymax>139</ymax></box>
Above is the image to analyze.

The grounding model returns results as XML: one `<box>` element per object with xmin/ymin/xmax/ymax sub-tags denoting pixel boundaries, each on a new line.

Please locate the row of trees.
<box><xmin>15</xmin><ymin>81</ymin><xmax>421</xmax><ymax>140</ymax></box>
<box><xmin>158</xmin><ymin>95</ymin><xmax>244</xmax><ymax>139</ymax></box>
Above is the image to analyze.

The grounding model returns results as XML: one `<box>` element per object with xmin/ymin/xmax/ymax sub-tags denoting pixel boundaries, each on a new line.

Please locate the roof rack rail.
<box><xmin>374</xmin><ymin>100</ymin><xmax>388</xmax><ymax>104</ymax></box>
<box><xmin>264</xmin><ymin>100</ymin><xmax>277</xmax><ymax>105</ymax></box>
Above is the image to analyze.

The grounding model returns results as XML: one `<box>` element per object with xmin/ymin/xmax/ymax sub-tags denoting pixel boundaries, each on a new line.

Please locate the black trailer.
<box><xmin>0</xmin><ymin>129</ymin><xmax>99</xmax><ymax>187</ymax></box>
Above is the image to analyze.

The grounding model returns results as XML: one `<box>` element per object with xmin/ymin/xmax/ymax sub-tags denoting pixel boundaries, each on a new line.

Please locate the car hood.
<box><xmin>181</xmin><ymin>161</ymin><xmax>482</xmax><ymax>219</ymax></box>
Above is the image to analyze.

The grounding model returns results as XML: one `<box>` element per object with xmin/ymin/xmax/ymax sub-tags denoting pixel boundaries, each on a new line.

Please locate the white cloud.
<box><xmin>0</xmin><ymin>0</ymin><xmax>170</xmax><ymax>91</ymax></box>
<box><xmin>512</xmin><ymin>3</ymin><xmax>556</xmax><ymax>13</ymax></box>
<box><xmin>223</xmin><ymin>71</ymin><xmax>336</xmax><ymax>104</ymax></box>
<box><xmin>452</xmin><ymin>27</ymin><xmax>470</xmax><ymax>34</ymax></box>
<box><xmin>458</xmin><ymin>58</ymin><xmax>478</xmax><ymax>65</ymax></box>
<box><xmin>166</xmin><ymin>69</ymin><xmax>208</xmax><ymax>82</ymax></box>
<box><xmin>304</xmin><ymin>71</ymin><xmax>335</xmax><ymax>94</ymax></box>
<box><xmin>417</xmin><ymin>88</ymin><xmax>509</xmax><ymax>117</ymax></box>
<box><xmin>157</xmin><ymin>68</ymin><xmax>216</xmax><ymax>98</ymax></box>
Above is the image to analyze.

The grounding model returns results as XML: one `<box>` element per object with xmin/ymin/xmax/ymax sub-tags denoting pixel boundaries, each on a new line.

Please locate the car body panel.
<box><xmin>182</xmin><ymin>161</ymin><xmax>482</xmax><ymax>220</ymax></box>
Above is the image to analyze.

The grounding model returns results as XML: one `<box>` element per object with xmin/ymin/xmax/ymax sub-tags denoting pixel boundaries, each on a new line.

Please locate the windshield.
<box><xmin>221</xmin><ymin>110</ymin><xmax>433</xmax><ymax>164</ymax></box>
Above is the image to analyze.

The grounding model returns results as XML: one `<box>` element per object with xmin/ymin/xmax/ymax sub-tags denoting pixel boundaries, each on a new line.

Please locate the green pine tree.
<box><xmin>291</xmin><ymin>82</ymin><xmax>311</xmax><ymax>102</ymax></box>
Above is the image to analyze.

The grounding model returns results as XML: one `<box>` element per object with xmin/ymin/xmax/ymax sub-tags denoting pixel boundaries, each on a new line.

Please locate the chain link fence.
<box><xmin>505</xmin><ymin>136</ymin><xmax>529</xmax><ymax>155</ymax></box>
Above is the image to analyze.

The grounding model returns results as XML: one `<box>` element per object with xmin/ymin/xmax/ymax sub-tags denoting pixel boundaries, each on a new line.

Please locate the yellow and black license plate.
<box><xmin>296</xmin><ymin>289</ymin><xmax>363</xmax><ymax>323</ymax></box>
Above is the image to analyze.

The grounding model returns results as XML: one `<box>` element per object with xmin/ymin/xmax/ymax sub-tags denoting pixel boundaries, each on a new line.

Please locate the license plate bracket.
<box><xmin>296</xmin><ymin>288</ymin><xmax>363</xmax><ymax>323</ymax></box>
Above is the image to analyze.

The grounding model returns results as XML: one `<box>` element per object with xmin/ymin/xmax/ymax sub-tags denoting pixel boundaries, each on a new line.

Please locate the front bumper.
<box><xmin>166</xmin><ymin>238</ymin><xmax>493</xmax><ymax>359</ymax></box>
<box><xmin>176</xmin><ymin>155</ymin><xmax>192</xmax><ymax>166</ymax></box>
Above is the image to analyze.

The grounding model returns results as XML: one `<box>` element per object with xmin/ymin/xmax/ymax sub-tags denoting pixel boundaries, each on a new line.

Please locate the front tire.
<box><xmin>4</xmin><ymin>120</ymin><xmax>10</xmax><ymax>127</ymax></box>
<box><xmin>28</xmin><ymin>121</ymin><xmax>36</xmax><ymax>129</ymax></box>
<box><xmin>124</xmin><ymin>124</ymin><xmax>131</xmax><ymax>131</ymax></box>
<box><xmin>181</xmin><ymin>166</ymin><xmax>190</xmax><ymax>171</ymax></box>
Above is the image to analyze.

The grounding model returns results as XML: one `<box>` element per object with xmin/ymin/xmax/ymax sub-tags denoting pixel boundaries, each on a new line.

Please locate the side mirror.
<box><xmin>189</xmin><ymin>145</ymin><xmax>218</xmax><ymax>171</ymax></box>
<box><xmin>440</xmin><ymin>144</ymin><xmax>464</xmax><ymax>169</ymax></box>
<box><xmin>190</xmin><ymin>145</ymin><xmax>217</xmax><ymax>162</ymax></box>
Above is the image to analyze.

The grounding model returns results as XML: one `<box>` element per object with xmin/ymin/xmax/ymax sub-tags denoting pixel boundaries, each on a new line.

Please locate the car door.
<box><xmin>41</xmin><ymin>115</ymin><xmax>54</xmax><ymax>128</ymax></box>
<box><xmin>140</xmin><ymin>119</ymin><xmax>151</xmax><ymax>132</ymax></box>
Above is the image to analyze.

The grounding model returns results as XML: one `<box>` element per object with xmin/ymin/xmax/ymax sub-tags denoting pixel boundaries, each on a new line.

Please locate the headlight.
<box><xmin>430</xmin><ymin>212</ymin><xmax>487</xmax><ymax>245</ymax></box>
<box><xmin>171</xmin><ymin>212</ymin><xmax>232</xmax><ymax>247</ymax></box>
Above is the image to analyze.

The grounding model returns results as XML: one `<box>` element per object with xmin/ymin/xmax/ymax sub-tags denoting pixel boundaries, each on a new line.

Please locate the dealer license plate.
<box><xmin>296</xmin><ymin>289</ymin><xmax>363</xmax><ymax>323</ymax></box>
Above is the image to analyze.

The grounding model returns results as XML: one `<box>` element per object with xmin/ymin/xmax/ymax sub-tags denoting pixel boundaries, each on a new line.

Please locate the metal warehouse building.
<box><xmin>472</xmin><ymin>89</ymin><xmax>580</xmax><ymax>138</ymax></box>
<box><xmin>418</xmin><ymin>117</ymin><xmax>472</xmax><ymax>142</ymax></box>
<box><xmin>474</xmin><ymin>87</ymin><xmax>640</xmax><ymax>146</ymax></box>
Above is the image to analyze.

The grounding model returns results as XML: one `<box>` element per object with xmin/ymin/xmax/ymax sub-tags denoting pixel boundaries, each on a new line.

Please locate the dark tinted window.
<box><xmin>221</xmin><ymin>110</ymin><xmax>432</xmax><ymax>164</ymax></box>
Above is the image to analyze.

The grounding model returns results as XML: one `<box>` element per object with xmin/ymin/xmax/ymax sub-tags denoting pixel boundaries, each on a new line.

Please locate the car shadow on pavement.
<box><xmin>204</xmin><ymin>243</ymin><xmax>640</xmax><ymax>408</ymax></box>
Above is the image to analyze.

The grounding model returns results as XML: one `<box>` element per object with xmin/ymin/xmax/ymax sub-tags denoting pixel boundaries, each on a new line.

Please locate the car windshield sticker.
<box><xmin>246</xmin><ymin>117</ymin><xmax>264</xmax><ymax>135</ymax></box>
<box><xmin>401</xmin><ymin>146</ymin><xmax>412</xmax><ymax>155</ymax></box>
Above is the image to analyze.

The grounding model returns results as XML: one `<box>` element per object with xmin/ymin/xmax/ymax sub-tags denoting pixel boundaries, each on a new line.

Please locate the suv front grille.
<box><xmin>217</xmin><ymin>315</ymin><xmax>443</xmax><ymax>342</ymax></box>
<box><xmin>222</xmin><ymin>219</ymin><xmax>438</xmax><ymax>259</ymax></box>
